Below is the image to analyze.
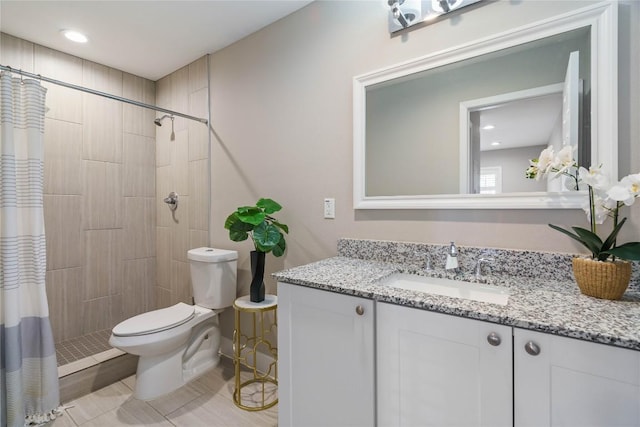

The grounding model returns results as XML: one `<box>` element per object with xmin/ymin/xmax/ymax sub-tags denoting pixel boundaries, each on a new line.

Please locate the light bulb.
<box><xmin>61</xmin><ymin>30</ymin><xmax>88</xmax><ymax>43</ymax></box>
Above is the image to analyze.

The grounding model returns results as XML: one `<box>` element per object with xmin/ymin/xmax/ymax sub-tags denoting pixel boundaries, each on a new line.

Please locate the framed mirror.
<box><xmin>353</xmin><ymin>2</ymin><xmax>618</xmax><ymax>209</ymax></box>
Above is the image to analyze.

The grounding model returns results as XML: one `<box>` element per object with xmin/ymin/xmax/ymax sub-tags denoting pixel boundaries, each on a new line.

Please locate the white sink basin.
<box><xmin>379</xmin><ymin>273</ymin><xmax>509</xmax><ymax>306</ymax></box>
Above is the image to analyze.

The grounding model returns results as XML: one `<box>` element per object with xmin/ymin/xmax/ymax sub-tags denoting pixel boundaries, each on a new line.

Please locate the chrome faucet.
<box><xmin>475</xmin><ymin>256</ymin><xmax>494</xmax><ymax>280</ymax></box>
<box><xmin>445</xmin><ymin>242</ymin><xmax>459</xmax><ymax>273</ymax></box>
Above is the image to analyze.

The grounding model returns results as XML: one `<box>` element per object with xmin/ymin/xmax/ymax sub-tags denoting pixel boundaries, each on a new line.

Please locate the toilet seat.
<box><xmin>113</xmin><ymin>303</ymin><xmax>196</xmax><ymax>337</ymax></box>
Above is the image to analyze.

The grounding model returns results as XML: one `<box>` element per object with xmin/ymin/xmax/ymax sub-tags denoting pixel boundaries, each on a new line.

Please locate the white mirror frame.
<box><xmin>353</xmin><ymin>2</ymin><xmax>617</xmax><ymax>209</ymax></box>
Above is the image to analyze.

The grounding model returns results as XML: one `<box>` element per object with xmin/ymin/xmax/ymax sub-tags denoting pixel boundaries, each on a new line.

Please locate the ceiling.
<box><xmin>478</xmin><ymin>93</ymin><xmax>563</xmax><ymax>152</ymax></box>
<box><xmin>0</xmin><ymin>0</ymin><xmax>313</xmax><ymax>81</ymax></box>
<box><xmin>1</xmin><ymin>0</ymin><xmax>566</xmax><ymax>149</ymax></box>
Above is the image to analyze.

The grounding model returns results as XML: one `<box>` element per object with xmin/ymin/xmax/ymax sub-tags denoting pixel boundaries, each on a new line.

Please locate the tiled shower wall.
<box><xmin>155</xmin><ymin>56</ymin><xmax>210</xmax><ymax>307</ymax></box>
<box><xmin>0</xmin><ymin>33</ymin><xmax>157</xmax><ymax>343</ymax></box>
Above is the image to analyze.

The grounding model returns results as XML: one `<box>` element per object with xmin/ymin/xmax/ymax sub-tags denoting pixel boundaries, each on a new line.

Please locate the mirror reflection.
<box><xmin>470</xmin><ymin>90</ymin><xmax>562</xmax><ymax>194</ymax></box>
<box><xmin>365</xmin><ymin>27</ymin><xmax>590</xmax><ymax>197</ymax></box>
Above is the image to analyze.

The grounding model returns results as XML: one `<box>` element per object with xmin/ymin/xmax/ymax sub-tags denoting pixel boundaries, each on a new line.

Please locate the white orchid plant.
<box><xmin>526</xmin><ymin>146</ymin><xmax>640</xmax><ymax>262</ymax></box>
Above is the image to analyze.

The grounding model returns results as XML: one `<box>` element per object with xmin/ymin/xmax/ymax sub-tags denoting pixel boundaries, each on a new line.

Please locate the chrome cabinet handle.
<box><xmin>524</xmin><ymin>341</ymin><xmax>541</xmax><ymax>356</ymax></box>
<box><xmin>355</xmin><ymin>305</ymin><xmax>365</xmax><ymax>316</ymax></box>
<box><xmin>487</xmin><ymin>332</ymin><xmax>501</xmax><ymax>346</ymax></box>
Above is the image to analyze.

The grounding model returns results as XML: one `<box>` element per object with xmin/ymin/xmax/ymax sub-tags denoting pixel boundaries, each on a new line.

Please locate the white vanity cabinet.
<box><xmin>377</xmin><ymin>302</ymin><xmax>513</xmax><ymax>426</ymax></box>
<box><xmin>277</xmin><ymin>282</ymin><xmax>375</xmax><ymax>427</ymax></box>
<box><xmin>514</xmin><ymin>328</ymin><xmax>640</xmax><ymax>427</ymax></box>
<box><xmin>278</xmin><ymin>282</ymin><xmax>640</xmax><ymax>427</ymax></box>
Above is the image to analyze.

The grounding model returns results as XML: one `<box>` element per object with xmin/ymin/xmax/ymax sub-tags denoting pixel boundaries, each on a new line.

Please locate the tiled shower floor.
<box><xmin>56</xmin><ymin>329</ymin><xmax>113</xmax><ymax>367</ymax></box>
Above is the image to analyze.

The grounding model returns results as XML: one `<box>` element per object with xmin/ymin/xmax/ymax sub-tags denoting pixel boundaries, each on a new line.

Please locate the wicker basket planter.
<box><xmin>572</xmin><ymin>257</ymin><xmax>632</xmax><ymax>300</ymax></box>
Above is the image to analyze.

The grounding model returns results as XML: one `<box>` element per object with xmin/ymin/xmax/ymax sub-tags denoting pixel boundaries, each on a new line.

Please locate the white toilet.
<box><xmin>109</xmin><ymin>247</ymin><xmax>237</xmax><ymax>401</ymax></box>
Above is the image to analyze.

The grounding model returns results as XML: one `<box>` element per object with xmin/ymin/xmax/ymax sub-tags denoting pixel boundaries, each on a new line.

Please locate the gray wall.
<box><xmin>481</xmin><ymin>145</ymin><xmax>548</xmax><ymax>193</ymax></box>
<box><xmin>208</xmin><ymin>0</ymin><xmax>640</xmax><ymax>298</ymax></box>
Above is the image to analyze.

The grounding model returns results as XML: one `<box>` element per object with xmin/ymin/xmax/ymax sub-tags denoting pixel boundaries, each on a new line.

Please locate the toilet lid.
<box><xmin>112</xmin><ymin>303</ymin><xmax>196</xmax><ymax>336</ymax></box>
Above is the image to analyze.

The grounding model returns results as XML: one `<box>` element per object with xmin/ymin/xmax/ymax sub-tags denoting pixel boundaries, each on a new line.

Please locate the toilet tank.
<box><xmin>187</xmin><ymin>247</ymin><xmax>238</xmax><ymax>309</ymax></box>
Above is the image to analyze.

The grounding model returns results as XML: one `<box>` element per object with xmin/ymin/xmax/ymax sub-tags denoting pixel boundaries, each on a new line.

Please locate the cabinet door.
<box><xmin>377</xmin><ymin>302</ymin><xmax>512</xmax><ymax>427</ymax></box>
<box><xmin>514</xmin><ymin>328</ymin><xmax>640</xmax><ymax>427</ymax></box>
<box><xmin>278</xmin><ymin>282</ymin><xmax>375</xmax><ymax>427</ymax></box>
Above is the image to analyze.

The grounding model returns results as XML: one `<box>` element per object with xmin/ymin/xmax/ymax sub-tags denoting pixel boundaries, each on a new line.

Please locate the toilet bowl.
<box><xmin>109</xmin><ymin>247</ymin><xmax>237</xmax><ymax>401</ymax></box>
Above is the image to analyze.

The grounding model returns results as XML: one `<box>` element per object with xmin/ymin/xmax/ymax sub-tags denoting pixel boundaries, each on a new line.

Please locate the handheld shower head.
<box><xmin>154</xmin><ymin>114</ymin><xmax>172</xmax><ymax>126</ymax></box>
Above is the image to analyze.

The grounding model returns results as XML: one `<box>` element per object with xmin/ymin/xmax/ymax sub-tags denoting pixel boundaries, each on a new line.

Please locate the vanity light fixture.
<box><xmin>61</xmin><ymin>30</ymin><xmax>88</xmax><ymax>43</ymax></box>
<box><xmin>423</xmin><ymin>13</ymin><xmax>440</xmax><ymax>22</ymax></box>
<box><xmin>388</xmin><ymin>0</ymin><xmax>484</xmax><ymax>33</ymax></box>
<box><xmin>429</xmin><ymin>0</ymin><xmax>481</xmax><ymax>16</ymax></box>
<box><xmin>432</xmin><ymin>0</ymin><xmax>456</xmax><ymax>13</ymax></box>
<box><xmin>482</xmin><ymin>124</ymin><xmax>495</xmax><ymax>130</ymax></box>
<box><xmin>387</xmin><ymin>0</ymin><xmax>416</xmax><ymax>29</ymax></box>
<box><xmin>490</xmin><ymin>141</ymin><xmax>501</xmax><ymax>146</ymax></box>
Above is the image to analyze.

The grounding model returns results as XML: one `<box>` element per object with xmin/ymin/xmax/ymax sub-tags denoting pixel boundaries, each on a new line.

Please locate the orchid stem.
<box><xmin>612</xmin><ymin>203</ymin><xmax>620</xmax><ymax>261</ymax></box>
<box><xmin>588</xmin><ymin>186</ymin><xmax>596</xmax><ymax>235</ymax></box>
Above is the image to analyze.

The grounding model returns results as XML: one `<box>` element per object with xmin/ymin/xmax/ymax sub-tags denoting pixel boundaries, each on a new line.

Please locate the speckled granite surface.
<box><xmin>273</xmin><ymin>238</ymin><xmax>640</xmax><ymax>351</ymax></box>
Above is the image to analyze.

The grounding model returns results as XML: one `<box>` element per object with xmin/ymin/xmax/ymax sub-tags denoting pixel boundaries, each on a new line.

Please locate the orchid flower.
<box><xmin>535</xmin><ymin>147</ymin><xmax>555</xmax><ymax>179</ymax></box>
<box><xmin>608</xmin><ymin>173</ymin><xmax>640</xmax><ymax>206</ymax></box>
<box><xmin>583</xmin><ymin>193</ymin><xmax>616</xmax><ymax>225</ymax></box>
<box><xmin>578</xmin><ymin>166</ymin><xmax>609</xmax><ymax>190</ymax></box>
<box><xmin>526</xmin><ymin>147</ymin><xmax>640</xmax><ymax>261</ymax></box>
<box><xmin>551</xmin><ymin>146</ymin><xmax>577</xmax><ymax>177</ymax></box>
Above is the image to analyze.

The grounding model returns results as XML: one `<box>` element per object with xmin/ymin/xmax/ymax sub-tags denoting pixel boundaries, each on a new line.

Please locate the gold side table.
<box><xmin>233</xmin><ymin>294</ymin><xmax>278</xmax><ymax>411</ymax></box>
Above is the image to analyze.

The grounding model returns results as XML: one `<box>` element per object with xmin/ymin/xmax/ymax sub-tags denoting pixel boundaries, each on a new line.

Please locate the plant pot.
<box><xmin>250</xmin><ymin>250</ymin><xmax>266</xmax><ymax>303</ymax></box>
<box><xmin>572</xmin><ymin>257</ymin><xmax>632</xmax><ymax>300</ymax></box>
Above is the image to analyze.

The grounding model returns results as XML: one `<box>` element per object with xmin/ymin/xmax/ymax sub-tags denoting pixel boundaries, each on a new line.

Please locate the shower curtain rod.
<box><xmin>0</xmin><ymin>64</ymin><xmax>208</xmax><ymax>125</ymax></box>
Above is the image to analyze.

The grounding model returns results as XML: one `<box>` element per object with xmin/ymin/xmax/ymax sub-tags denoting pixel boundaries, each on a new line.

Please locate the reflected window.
<box><xmin>479</xmin><ymin>167</ymin><xmax>502</xmax><ymax>194</ymax></box>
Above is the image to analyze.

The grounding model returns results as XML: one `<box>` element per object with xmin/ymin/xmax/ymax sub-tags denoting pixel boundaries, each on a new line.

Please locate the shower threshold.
<box><xmin>55</xmin><ymin>329</ymin><xmax>138</xmax><ymax>403</ymax></box>
<box><xmin>56</xmin><ymin>329</ymin><xmax>124</xmax><ymax>377</ymax></box>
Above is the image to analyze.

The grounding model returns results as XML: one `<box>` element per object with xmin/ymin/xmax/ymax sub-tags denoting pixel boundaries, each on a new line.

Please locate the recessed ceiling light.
<box><xmin>61</xmin><ymin>30</ymin><xmax>88</xmax><ymax>43</ymax></box>
<box><xmin>482</xmin><ymin>125</ymin><xmax>495</xmax><ymax>130</ymax></box>
<box><xmin>491</xmin><ymin>141</ymin><xmax>501</xmax><ymax>146</ymax></box>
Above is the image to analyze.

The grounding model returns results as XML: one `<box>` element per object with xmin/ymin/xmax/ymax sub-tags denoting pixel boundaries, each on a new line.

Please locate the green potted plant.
<box><xmin>224</xmin><ymin>198</ymin><xmax>288</xmax><ymax>302</ymax></box>
<box><xmin>526</xmin><ymin>146</ymin><xmax>640</xmax><ymax>299</ymax></box>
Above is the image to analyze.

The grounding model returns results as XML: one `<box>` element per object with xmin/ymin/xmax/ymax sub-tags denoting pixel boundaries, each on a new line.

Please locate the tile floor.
<box><xmin>56</xmin><ymin>330</ymin><xmax>113</xmax><ymax>366</ymax></box>
<box><xmin>50</xmin><ymin>357</ymin><xmax>278</xmax><ymax>427</ymax></box>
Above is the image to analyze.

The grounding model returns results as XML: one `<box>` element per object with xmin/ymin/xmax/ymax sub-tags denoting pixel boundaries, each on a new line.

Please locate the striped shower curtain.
<box><xmin>0</xmin><ymin>73</ymin><xmax>61</xmax><ymax>426</ymax></box>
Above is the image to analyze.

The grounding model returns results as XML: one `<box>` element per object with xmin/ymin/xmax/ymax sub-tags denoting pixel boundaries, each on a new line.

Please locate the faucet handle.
<box><xmin>424</xmin><ymin>253</ymin><xmax>433</xmax><ymax>271</ymax></box>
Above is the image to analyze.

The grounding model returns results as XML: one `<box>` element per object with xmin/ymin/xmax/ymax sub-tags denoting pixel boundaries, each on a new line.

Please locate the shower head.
<box><xmin>154</xmin><ymin>114</ymin><xmax>175</xmax><ymax>141</ymax></box>
<box><xmin>154</xmin><ymin>114</ymin><xmax>172</xmax><ymax>126</ymax></box>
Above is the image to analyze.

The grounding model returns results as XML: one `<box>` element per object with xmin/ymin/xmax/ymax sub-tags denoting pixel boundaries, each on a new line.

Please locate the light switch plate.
<box><xmin>324</xmin><ymin>198</ymin><xmax>335</xmax><ymax>219</ymax></box>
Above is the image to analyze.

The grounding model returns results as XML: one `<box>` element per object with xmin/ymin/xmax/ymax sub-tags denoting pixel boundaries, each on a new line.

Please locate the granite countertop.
<box><xmin>273</xmin><ymin>239</ymin><xmax>640</xmax><ymax>351</ymax></box>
